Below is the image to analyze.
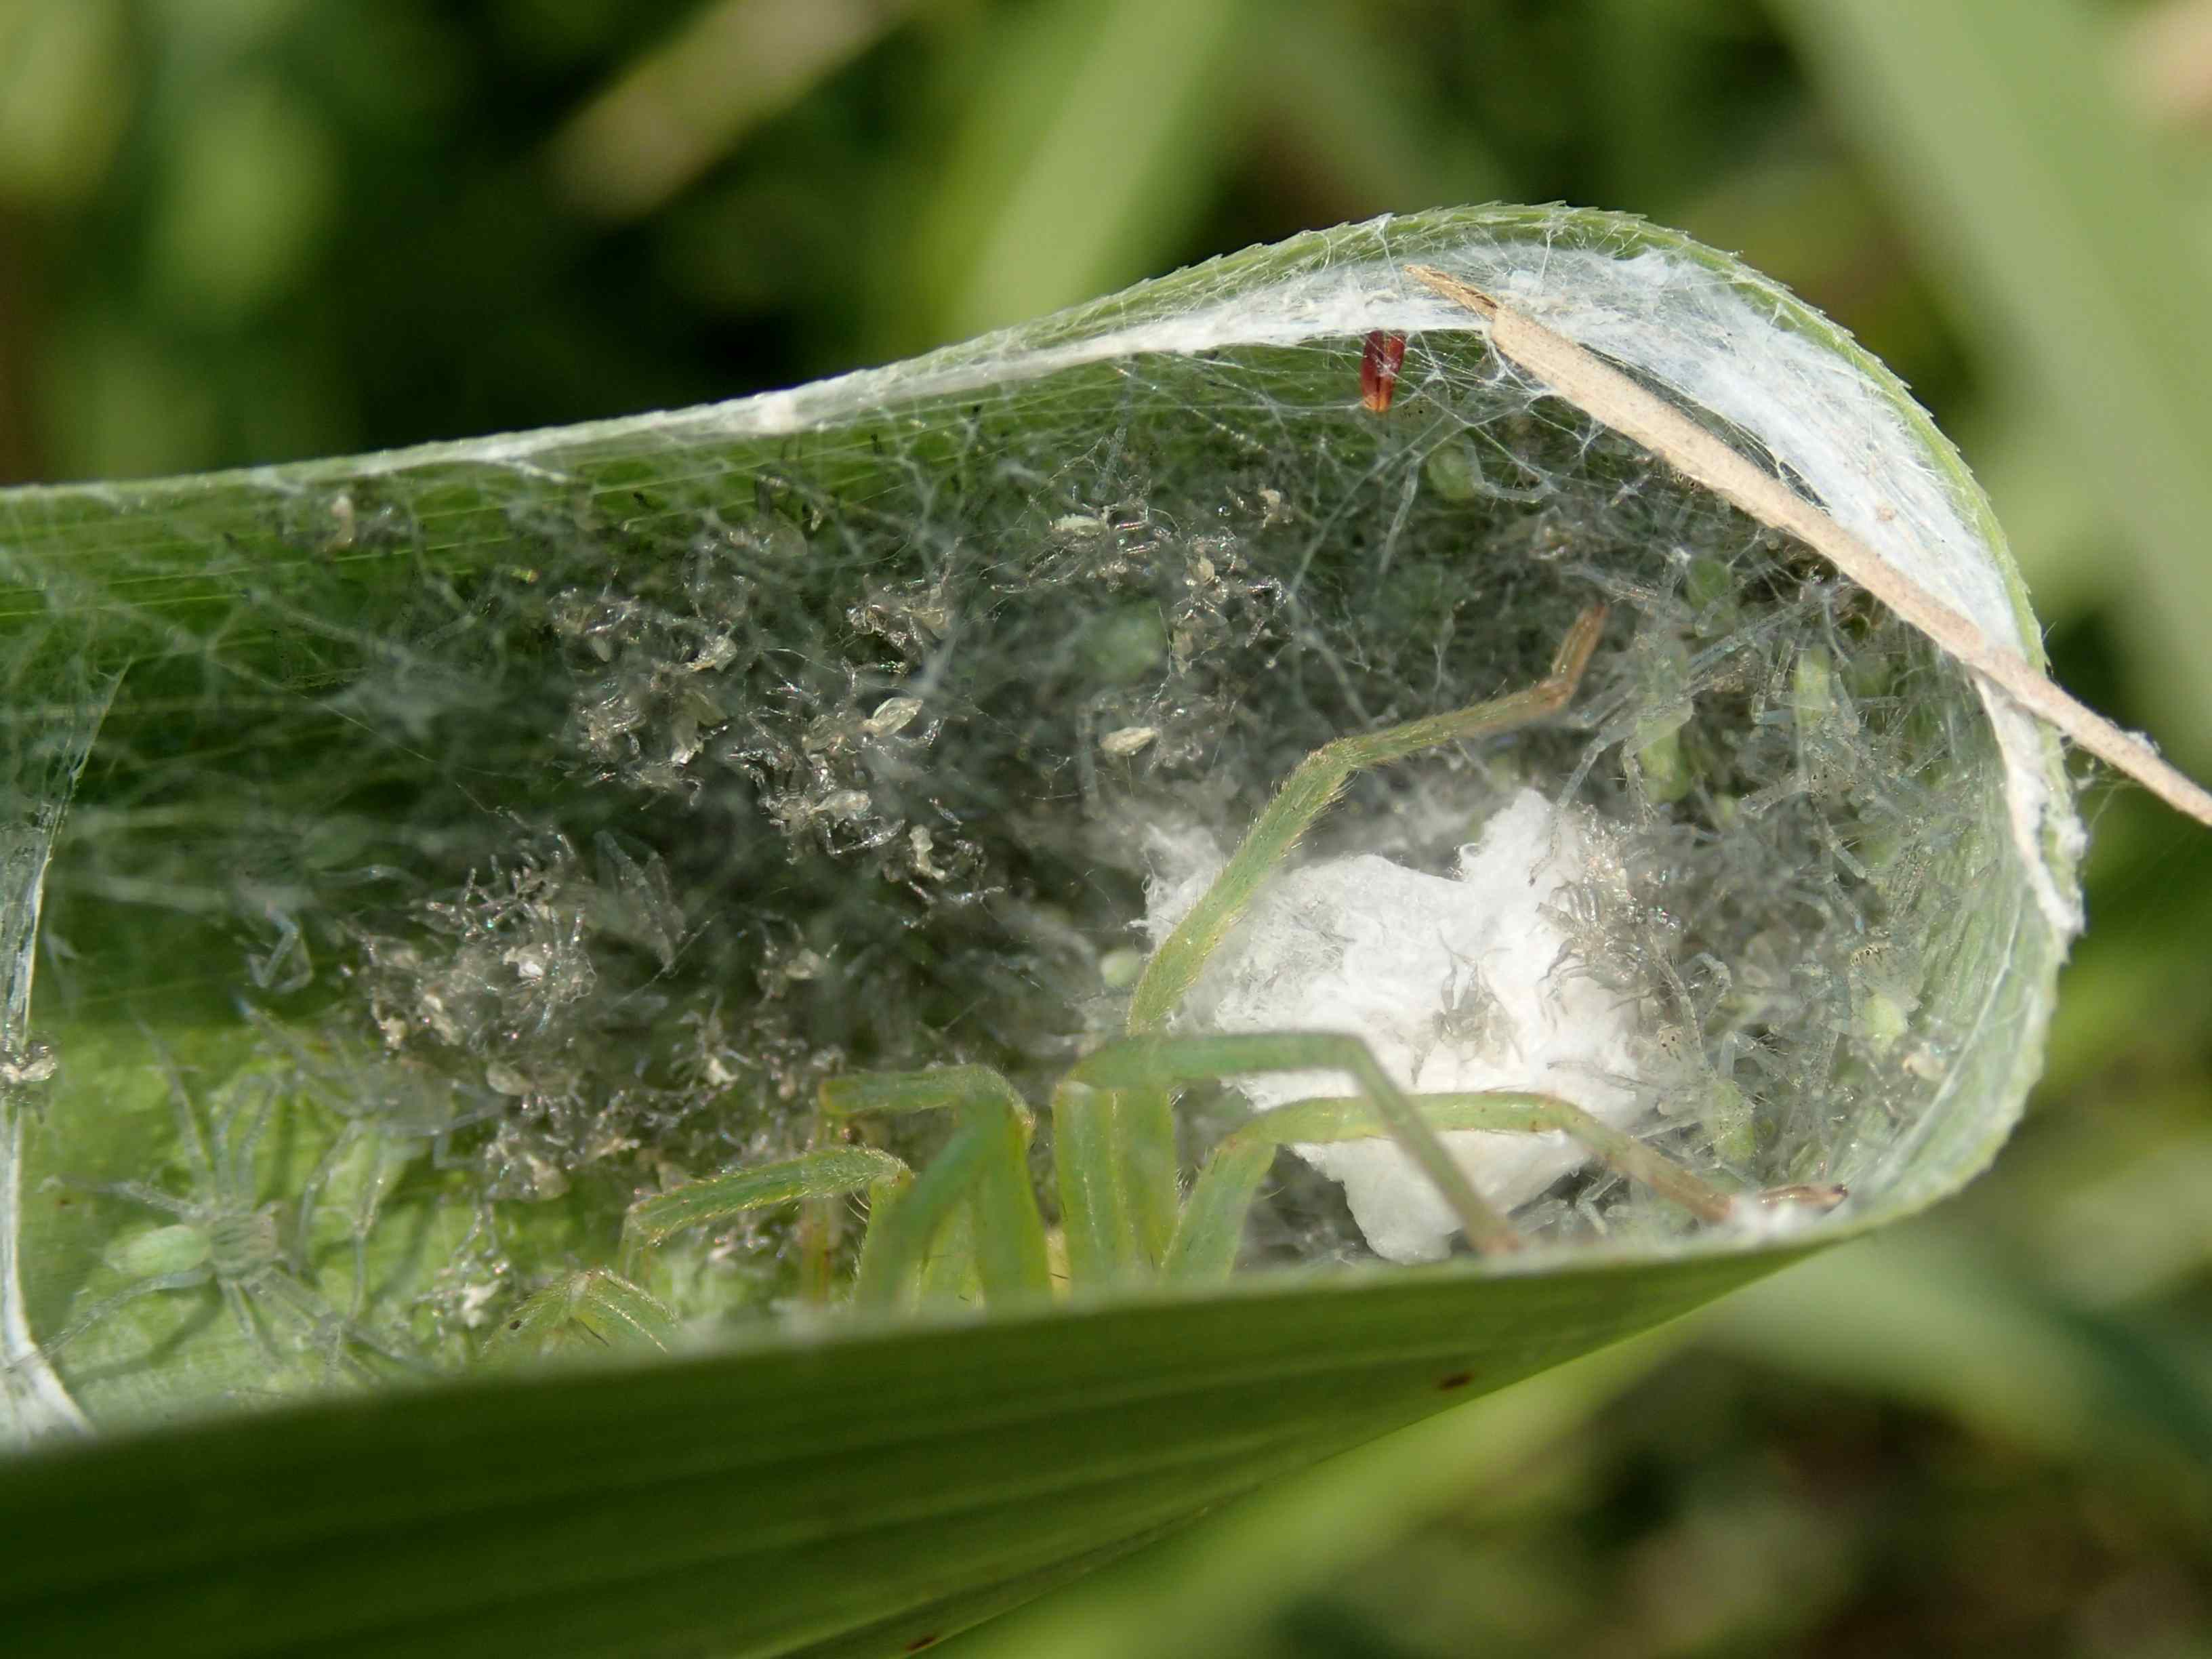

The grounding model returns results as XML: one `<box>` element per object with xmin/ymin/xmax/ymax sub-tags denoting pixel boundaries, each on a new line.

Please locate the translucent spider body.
<box><xmin>239</xmin><ymin>1004</ymin><xmax>497</xmax><ymax>1322</ymax></box>
<box><xmin>38</xmin><ymin>1045</ymin><xmax>412</xmax><ymax>1388</ymax></box>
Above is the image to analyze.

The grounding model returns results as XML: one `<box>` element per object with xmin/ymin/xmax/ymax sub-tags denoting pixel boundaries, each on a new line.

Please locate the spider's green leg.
<box><xmin>823</xmin><ymin>1066</ymin><xmax>1053</xmax><ymax>1312</ymax></box>
<box><xmin>949</xmin><ymin>1118</ymin><xmax>1050</xmax><ymax>1304</ymax></box>
<box><xmin>843</xmin><ymin>1104</ymin><xmax>1047</xmax><ymax>1315</ymax></box>
<box><xmin>52</xmin><ymin>1177</ymin><xmax>197</xmax><ymax>1218</ymax></box>
<box><xmin>796</xmin><ymin>1194</ymin><xmax>840</xmax><ymax>1304</ymax></box>
<box><xmin>213</xmin><ymin>1082</ymin><xmax>275</xmax><ymax>1201</ymax></box>
<box><xmin>1462</xmin><ymin>1101</ymin><xmax>1841</xmax><ymax>1220</ymax></box>
<box><xmin>916</xmin><ymin>1201</ymin><xmax>979</xmax><ymax>1309</ymax></box>
<box><xmin>1049</xmin><ymin>1084</ymin><xmax>1141</xmax><ymax>1284</ymax></box>
<box><xmin>851</xmin><ymin>1132</ymin><xmax>985</xmax><ymax>1313</ymax></box>
<box><xmin>241</xmin><ymin>1265</ymin><xmax>426</xmax><ymax>1384</ymax></box>
<box><xmin>144</xmin><ymin>1030</ymin><xmax>218</xmax><ymax>1189</ymax></box>
<box><xmin>1489</xmin><ymin>1094</ymin><xmax>1738</xmax><ymax>1222</ymax></box>
<box><xmin>293</xmin><ymin>1120</ymin><xmax>415</xmax><ymax>1319</ymax></box>
<box><xmin>241</xmin><ymin>1272</ymin><xmax>352</xmax><ymax>1380</ymax></box>
<box><xmin>219</xmin><ymin>1279</ymin><xmax>272</xmax><ymax>1365</ymax></box>
<box><xmin>1160</xmin><ymin>1137</ymin><xmax>1274</xmax><ymax>1283</ymax></box>
<box><xmin>794</xmin><ymin>1097</ymin><xmax>846</xmax><ymax>1305</ymax></box>
<box><xmin>848</xmin><ymin>1166</ymin><xmax>916</xmax><ymax>1307</ymax></box>
<box><xmin>1064</xmin><ymin>1033</ymin><xmax>1523</xmax><ymax>1262</ymax></box>
<box><xmin>1097</xmin><ymin>608</ymin><xmax>1606</xmax><ymax>1283</ymax></box>
<box><xmin>616</xmin><ymin>1145</ymin><xmax>905</xmax><ymax>1279</ymax></box>
<box><xmin>26</xmin><ymin>1269</ymin><xmax>215</xmax><ymax>1365</ymax></box>
<box><xmin>489</xmin><ymin>1267</ymin><xmax>677</xmax><ymax>1362</ymax></box>
<box><xmin>1164</xmin><ymin>1089</ymin><xmax>1745</xmax><ymax>1280</ymax></box>
<box><xmin>1116</xmin><ymin>1086</ymin><xmax>1181</xmax><ymax>1269</ymax></box>
<box><xmin>1125</xmin><ymin>603</ymin><xmax>1607</xmax><ymax>1035</ymax></box>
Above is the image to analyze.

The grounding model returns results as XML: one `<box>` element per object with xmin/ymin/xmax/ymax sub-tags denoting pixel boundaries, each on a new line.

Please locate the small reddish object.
<box><xmin>1359</xmin><ymin>329</ymin><xmax>1408</xmax><ymax>413</ymax></box>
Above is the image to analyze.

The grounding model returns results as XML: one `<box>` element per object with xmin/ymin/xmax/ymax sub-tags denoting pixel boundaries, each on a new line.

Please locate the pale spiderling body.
<box><xmin>36</xmin><ymin>1044</ymin><xmax>414</xmax><ymax>1388</ymax></box>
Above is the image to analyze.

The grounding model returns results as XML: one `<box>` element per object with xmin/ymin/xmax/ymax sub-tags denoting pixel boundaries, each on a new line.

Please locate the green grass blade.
<box><xmin>1770</xmin><ymin>0</ymin><xmax>2212</xmax><ymax>762</ymax></box>
<box><xmin>0</xmin><ymin>1255</ymin><xmax>1784</xmax><ymax>1659</ymax></box>
<box><xmin>898</xmin><ymin>0</ymin><xmax>1253</xmax><ymax>345</ymax></box>
<box><xmin>0</xmin><ymin>206</ymin><xmax>2081</xmax><ymax>1654</ymax></box>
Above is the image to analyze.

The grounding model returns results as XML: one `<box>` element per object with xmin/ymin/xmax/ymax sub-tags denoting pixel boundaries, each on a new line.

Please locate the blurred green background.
<box><xmin>4</xmin><ymin>0</ymin><xmax>2211</xmax><ymax>1652</ymax></box>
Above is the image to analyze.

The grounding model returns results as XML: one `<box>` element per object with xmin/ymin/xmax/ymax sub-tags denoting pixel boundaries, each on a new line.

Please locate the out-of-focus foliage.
<box><xmin>2</xmin><ymin>0</ymin><xmax>2207</xmax><ymax>1652</ymax></box>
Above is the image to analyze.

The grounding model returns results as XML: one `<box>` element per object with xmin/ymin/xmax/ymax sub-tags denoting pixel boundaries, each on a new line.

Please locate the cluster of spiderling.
<box><xmin>22</xmin><ymin>310</ymin><xmax>2020</xmax><ymax>1408</ymax></box>
<box><xmin>1535</xmin><ymin>586</ymin><xmax>1976</xmax><ymax>1233</ymax></box>
<box><xmin>335</xmin><ymin>831</ymin><xmax>853</xmax><ymax>1214</ymax></box>
<box><xmin>438</xmin><ymin>342</ymin><xmax>1994</xmax><ymax>1273</ymax></box>
<box><xmin>1110</xmin><ymin>335</ymin><xmax>1999</xmax><ymax>1258</ymax></box>
<box><xmin>1430</xmin><ymin>525</ymin><xmax>1987</xmax><ymax>1244</ymax></box>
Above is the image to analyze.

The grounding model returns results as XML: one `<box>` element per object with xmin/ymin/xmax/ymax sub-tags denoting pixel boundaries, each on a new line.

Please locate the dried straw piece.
<box><xmin>1408</xmin><ymin>263</ymin><xmax>2212</xmax><ymax>829</ymax></box>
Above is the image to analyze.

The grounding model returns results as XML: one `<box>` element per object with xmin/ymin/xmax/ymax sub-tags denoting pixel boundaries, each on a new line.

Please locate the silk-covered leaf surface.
<box><xmin>0</xmin><ymin>207</ymin><xmax>2074</xmax><ymax>1657</ymax></box>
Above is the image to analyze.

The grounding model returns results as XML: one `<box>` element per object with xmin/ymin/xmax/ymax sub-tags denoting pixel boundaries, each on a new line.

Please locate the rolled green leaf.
<box><xmin>0</xmin><ymin>205</ymin><xmax>2076</xmax><ymax>1656</ymax></box>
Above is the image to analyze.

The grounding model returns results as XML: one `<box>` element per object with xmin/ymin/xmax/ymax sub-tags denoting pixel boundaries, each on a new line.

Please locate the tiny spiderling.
<box><xmin>29</xmin><ymin>1040</ymin><xmax>417</xmax><ymax>1389</ymax></box>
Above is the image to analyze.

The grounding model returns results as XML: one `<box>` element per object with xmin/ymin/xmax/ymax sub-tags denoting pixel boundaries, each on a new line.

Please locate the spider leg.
<box><xmin>489</xmin><ymin>1268</ymin><xmax>678</xmax><ymax>1362</ymax></box>
<box><xmin>1059</xmin><ymin>1033</ymin><xmax>1523</xmax><ymax>1283</ymax></box>
<box><xmin>1126</xmin><ymin>603</ymin><xmax>1605</xmax><ymax>1033</ymax></box>
<box><xmin>914</xmin><ymin>1200</ymin><xmax>978</xmax><ymax>1311</ymax></box>
<box><xmin>24</xmin><ymin>1267</ymin><xmax>215</xmax><ymax>1364</ymax></box>
<box><xmin>241</xmin><ymin>1261</ymin><xmax>427</xmax><ymax>1385</ymax></box>
<box><xmin>617</xmin><ymin>1144</ymin><xmax>906</xmax><ymax>1280</ymax></box>
<box><xmin>1114</xmin><ymin>1085</ymin><xmax>1181</xmax><ymax>1273</ymax></box>
<box><xmin>1104</xmin><ymin>611</ymin><xmax>1605</xmax><ymax>1275</ymax></box>
<box><xmin>1164</xmin><ymin>1089</ymin><xmax>1722</xmax><ymax>1280</ymax></box>
<box><xmin>296</xmin><ymin>1122</ymin><xmax>415</xmax><ymax>1320</ymax></box>
<box><xmin>219</xmin><ymin>1275</ymin><xmax>279</xmax><ymax>1366</ymax></box>
<box><xmin>289</xmin><ymin>1121</ymin><xmax>354</xmax><ymax>1298</ymax></box>
<box><xmin>47</xmin><ymin>1176</ymin><xmax>198</xmax><ymax>1219</ymax></box>
<box><xmin>213</xmin><ymin>1078</ymin><xmax>276</xmax><ymax>1204</ymax></box>
<box><xmin>1049</xmin><ymin>1078</ymin><xmax>1155</xmax><ymax>1284</ymax></box>
<box><xmin>821</xmin><ymin>1067</ymin><xmax>1052</xmax><ymax>1314</ymax></box>
<box><xmin>141</xmin><ymin>1026</ymin><xmax>220</xmax><ymax>1197</ymax></box>
<box><xmin>1165</xmin><ymin>1088</ymin><xmax>1849</xmax><ymax>1280</ymax></box>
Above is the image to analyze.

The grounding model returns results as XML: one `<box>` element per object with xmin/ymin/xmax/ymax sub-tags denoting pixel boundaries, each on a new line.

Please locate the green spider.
<box><xmin>500</xmin><ymin>603</ymin><xmax>1839</xmax><ymax>1349</ymax></box>
<box><xmin>37</xmin><ymin>1043</ymin><xmax>417</xmax><ymax>1387</ymax></box>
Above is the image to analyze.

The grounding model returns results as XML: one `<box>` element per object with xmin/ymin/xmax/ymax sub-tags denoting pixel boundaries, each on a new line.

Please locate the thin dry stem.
<box><xmin>1408</xmin><ymin>263</ymin><xmax>2212</xmax><ymax>829</ymax></box>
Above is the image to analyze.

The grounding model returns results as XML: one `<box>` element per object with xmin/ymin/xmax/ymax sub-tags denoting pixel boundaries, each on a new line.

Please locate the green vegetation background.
<box><xmin>3</xmin><ymin>1</ymin><xmax>2209</xmax><ymax>1652</ymax></box>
